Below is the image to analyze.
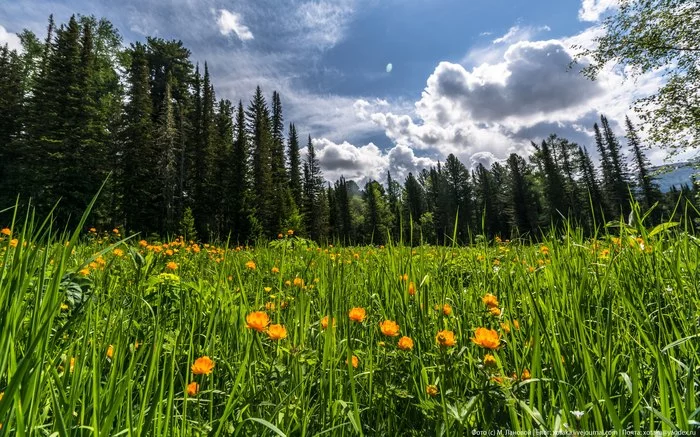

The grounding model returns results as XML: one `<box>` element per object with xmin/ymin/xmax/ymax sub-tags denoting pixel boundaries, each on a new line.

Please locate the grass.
<box><xmin>0</xmin><ymin>208</ymin><xmax>699</xmax><ymax>435</ymax></box>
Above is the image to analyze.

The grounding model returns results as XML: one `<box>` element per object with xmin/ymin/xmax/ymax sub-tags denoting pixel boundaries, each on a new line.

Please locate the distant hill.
<box><xmin>651</xmin><ymin>162</ymin><xmax>698</xmax><ymax>192</ymax></box>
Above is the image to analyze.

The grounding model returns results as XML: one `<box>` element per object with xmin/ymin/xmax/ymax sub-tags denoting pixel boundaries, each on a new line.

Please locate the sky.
<box><xmin>0</xmin><ymin>0</ymin><xmax>677</xmax><ymax>185</ymax></box>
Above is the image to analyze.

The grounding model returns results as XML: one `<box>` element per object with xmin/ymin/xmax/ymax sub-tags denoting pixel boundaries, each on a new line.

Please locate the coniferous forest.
<box><xmin>0</xmin><ymin>15</ymin><xmax>697</xmax><ymax>243</ymax></box>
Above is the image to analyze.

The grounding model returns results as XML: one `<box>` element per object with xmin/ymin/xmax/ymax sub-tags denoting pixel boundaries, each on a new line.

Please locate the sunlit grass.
<box><xmin>0</xmin><ymin>205</ymin><xmax>698</xmax><ymax>435</ymax></box>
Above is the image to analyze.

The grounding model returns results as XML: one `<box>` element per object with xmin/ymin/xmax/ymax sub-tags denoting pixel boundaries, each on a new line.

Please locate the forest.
<box><xmin>1</xmin><ymin>15</ymin><xmax>697</xmax><ymax>244</ymax></box>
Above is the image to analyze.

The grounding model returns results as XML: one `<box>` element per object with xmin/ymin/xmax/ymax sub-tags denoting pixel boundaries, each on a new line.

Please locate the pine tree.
<box><xmin>626</xmin><ymin>116</ymin><xmax>661</xmax><ymax>214</ymax></box>
<box><xmin>505</xmin><ymin>154</ymin><xmax>539</xmax><ymax>236</ymax></box>
<box><xmin>302</xmin><ymin>135</ymin><xmax>325</xmax><ymax>240</ymax></box>
<box><xmin>335</xmin><ymin>176</ymin><xmax>353</xmax><ymax>243</ymax></box>
<box><xmin>443</xmin><ymin>154</ymin><xmax>472</xmax><ymax>242</ymax></box>
<box><xmin>385</xmin><ymin>171</ymin><xmax>401</xmax><ymax>242</ymax></box>
<box><xmin>363</xmin><ymin>180</ymin><xmax>391</xmax><ymax>245</ymax></box>
<box><xmin>230</xmin><ymin>100</ymin><xmax>252</xmax><ymax>242</ymax></box>
<box><xmin>269</xmin><ymin>90</ymin><xmax>292</xmax><ymax>231</ymax></box>
<box><xmin>600</xmin><ymin>115</ymin><xmax>632</xmax><ymax>216</ymax></box>
<box><xmin>155</xmin><ymin>71</ymin><xmax>178</xmax><ymax>234</ymax></box>
<box><xmin>247</xmin><ymin>86</ymin><xmax>275</xmax><ymax>236</ymax></box>
<box><xmin>122</xmin><ymin>42</ymin><xmax>156</xmax><ymax>233</ymax></box>
<box><xmin>576</xmin><ymin>146</ymin><xmax>606</xmax><ymax>229</ymax></box>
<box><xmin>0</xmin><ymin>44</ymin><xmax>25</xmax><ymax>209</ymax></box>
<box><xmin>287</xmin><ymin>123</ymin><xmax>303</xmax><ymax>208</ymax></box>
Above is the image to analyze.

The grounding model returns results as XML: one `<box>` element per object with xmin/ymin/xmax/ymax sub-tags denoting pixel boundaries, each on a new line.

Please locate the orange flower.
<box><xmin>346</xmin><ymin>355</ymin><xmax>359</xmax><ymax>368</ymax></box>
<box><xmin>521</xmin><ymin>368</ymin><xmax>531</xmax><ymax>380</ymax></box>
<box><xmin>483</xmin><ymin>354</ymin><xmax>497</xmax><ymax>367</ymax></box>
<box><xmin>287</xmin><ymin>229</ymin><xmax>294</xmax><ymax>236</ymax></box>
<box><xmin>113</xmin><ymin>248</ymin><xmax>124</xmax><ymax>257</ymax></box>
<box><xmin>246</xmin><ymin>311</ymin><xmax>270</xmax><ymax>332</ymax></box>
<box><xmin>293</xmin><ymin>277</ymin><xmax>304</xmax><ymax>287</ymax></box>
<box><xmin>265</xmin><ymin>301</ymin><xmax>276</xmax><ymax>311</ymax></box>
<box><xmin>489</xmin><ymin>307</ymin><xmax>501</xmax><ymax>317</ymax></box>
<box><xmin>9</xmin><ymin>239</ymin><xmax>18</xmax><ymax>247</ymax></box>
<box><xmin>471</xmin><ymin>327</ymin><xmax>500</xmax><ymax>349</ymax></box>
<box><xmin>400</xmin><ymin>273</ymin><xmax>409</xmax><ymax>282</ymax></box>
<box><xmin>379</xmin><ymin>320</ymin><xmax>400</xmax><ymax>337</ymax></box>
<box><xmin>513</xmin><ymin>320</ymin><xmax>520</xmax><ymax>330</ymax></box>
<box><xmin>278</xmin><ymin>233</ymin><xmax>283</xmax><ymax>239</ymax></box>
<box><xmin>69</xmin><ymin>357</ymin><xmax>76</xmax><ymax>373</ymax></box>
<box><xmin>106</xmin><ymin>345</ymin><xmax>114</xmax><ymax>359</ymax></box>
<box><xmin>166</xmin><ymin>261</ymin><xmax>178</xmax><ymax>271</ymax></box>
<box><xmin>245</xmin><ymin>260</ymin><xmax>256</xmax><ymax>270</ymax></box>
<box><xmin>267</xmin><ymin>324</ymin><xmax>287</xmax><ymax>340</ymax></box>
<box><xmin>271</xmin><ymin>266</ymin><xmax>280</xmax><ymax>274</ymax></box>
<box><xmin>397</xmin><ymin>336</ymin><xmax>414</xmax><ymax>351</ymax></box>
<box><xmin>442</xmin><ymin>304</ymin><xmax>452</xmax><ymax>316</ymax></box>
<box><xmin>1</xmin><ymin>228</ymin><xmax>11</xmax><ymax>236</ymax></box>
<box><xmin>482</xmin><ymin>293</ymin><xmax>499</xmax><ymax>308</ymax></box>
<box><xmin>426</xmin><ymin>385</ymin><xmax>438</xmax><ymax>397</ymax></box>
<box><xmin>191</xmin><ymin>356</ymin><xmax>215</xmax><ymax>375</ymax></box>
<box><xmin>501</xmin><ymin>321</ymin><xmax>511</xmax><ymax>334</ymax></box>
<box><xmin>408</xmin><ymin>281</ymin><xmax>416</xmax><ymax>296</ymax></box>
<box><xmin>186</xmin><ymin>381</ymin><xmax>199</xmax><ymax>396</ymax></box>
<box><xmin>348</xmin><ymin>307</ymin><xmax>366</xmax><ymax>323</ymax></box>
<box><xmin>436</xmin><ymin>330</ymin><xmax>456</xmax><ymax>347</ymax></box>
<box><xmin>320</xmin><ymin>316</ymin><xmax>335</xmax><ymax>329</ymax></box>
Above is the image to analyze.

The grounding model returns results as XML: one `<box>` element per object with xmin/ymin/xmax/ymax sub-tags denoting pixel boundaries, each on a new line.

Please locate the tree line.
<box><xmin>0</xmin><ymin>15</ymin><xmax>697</xmax><ymax>244</ymax></box>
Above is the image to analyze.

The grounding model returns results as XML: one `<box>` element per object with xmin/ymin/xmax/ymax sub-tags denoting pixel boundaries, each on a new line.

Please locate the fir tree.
<box><xmin>626</xmin><ymin>116</ymin><xmax>661</xmax><ymax>213</ymax></box>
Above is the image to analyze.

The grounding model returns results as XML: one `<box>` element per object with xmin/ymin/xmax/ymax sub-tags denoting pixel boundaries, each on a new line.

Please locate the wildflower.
<box><xmin>134</xmin><ymin>340</ymin><xmax>140</xmax><ymax>350</ymax></box>
<box><xmin>442</xmin><ymin>303</ymin><xmax>452</xmax><ymax>316</ymax></box>
<box><xmin>79</xmin><ymin>268</ymin><xmax>90</xmax><ymax>276</ymax></box>
<box><xmin>500</xmin><ymin>321</ymin><xmax>511</xmax><ymax>334</ymax></box>
<box><xmin>9</xmin><ymin>239</ymin><xmax>18</xmax><ymax>247</ymax></box>
<box><xmin>293</xmin><ymin>277</ymin><xmax>304</xmax><ymax>287</ymax></box>
<box><xmin>513</xmin><ymin>320</ymin><xmax>520</xmax><ymax>330</ymax></box>
<box><xmin>571</xmin><ymin>410</ymin><xmax>585</xmax><ymax>420</ymax></box>
<box><xmin>287</xmin><ymin>229</ymin><xmax>294</xmax><ymax>236</ymax></box>
<box><xmin>490</xmin><ymin>376</ymin><xmax>504</xmax><ymax>385</ymax></box>
<box><xmin>436</xmin><ymin>330</ymin><xmax>456</xmax><ymax>347</ymax></box>
<box><xmin>186</xmin><ymin>381</ymin><xmax>199</xmax><ymax>396</ymax></box>
<box><xmin>284</xmin><ymin>280</ymin><xmax>291</xmax><ymax>287</ymax></box>
<box><xmin>378</xmin><ymin>341</ymin><xmax>386</xmax><ymax>347</ymax></box>
<box><xmin>112</xmin><ymin>228</ymin><xmax>120</xmax><ymax>234</ymax></box>
<box><xmin>426</xmin><ymin>385</ymin><xmax>438</xmax><ymax>397</ymax></box>
<box><xmin>264</xmin><ymin>287</ymin><xmax>272</xmax><ymax>293</ymax></box>
<box><xmin>271</xmin><ymin>266</ymin><xmax>280</xmax><ymax>274</ymax></box>
<box><xmin>139</xmin><ymin>239</ymin><xmax>148</xmax><ymax>247</ymax></box>
<box><xmin>482</xmin><ymin>293</ymin><xmax>499</xmax><ymax>308</ymax></box>
<box><xmin>489</xmin><ymin>307</ymin><xmax>501</xmax><ymax>317</ymax></box>
<box><xmin>321</xmin><ymin>316</ymin><xmax>335</xmax><ymax>329</ymax></box>
<box><xmin>245</xmin><ymin>260</ymin><xmax>256</xmax><ymax>270</ymax></box>
<box><xmin>265</xmin><ymin>301</ymin><xmax>276</xmax><ymax>311</ymax></box>
<box><xmin>540</xmin><ymin>246</ymin><xmax>549</xmax><ymax>255</ymax></box>
<box><xmin>521</xmin><ymin>368</ymin><xmax>531</xmax><ymax>380</ymax></box>
<box><xmin>278</xmin><ymin>233</ymin><xmax>283</xmax><ymax>239</ymax></box>
<box><xmin>408</xmin><ymin>281</ymin><xmax>416</xmax><ymax>296</ymax></box>
<box><xmin>397</xmin><ymin>336</ymin><xmax>414</xmax><ymax>351</ymax></box>
<box><xmin>348</xmin><ymin>307</ymin><xmax>366</xmax><ymax>323</ymax></box>
<box><xmin>471</xmin><ymin>327</ymin><xmax>500</xmax><ymax>349</ymax></box>
<box><xmin>166</xmin><ymin>261</ymin><xmax>178</xmax><ymax>271</ymax></box>
<box><xmin>379</xmin><ymin>320</ymin><xmax>400</xmax><ymax>337</ymax></box>
<box><xmin>61</xmin><ymin>303</ymin><xmax>69</xmax><ymax>311</ymax></box>
<box><xmin>106</xmin><ymin>345</ymin><xmax>114</xmax><ymax>359</ymax></box>
<box><xmin>246</xmin><ymin>311</ymin><xmax>270</xmax><ymax>332</ymax></box>
<box><xmin>400</xmin><ymin>273</ymin><xmax>408</xmax><ymax>282</ymax></box>
<box><xmin>1</xmin><ymin>228</ymin><xmax>11</xmax><ymax>236</ymax></box>
<box><xmin>69</xmin><ymin>357</ymin><xmax>75</xmax><ymax>373</ymax></box>
<box><xmin>191</xmin><ymin>356</ymin><xmax>215</xmax><ymax>375</ymax></box>
<box><xmin>483</xmin><ymin>354</ymin><xmax>497</xmax><ymax>367</ymax></box>
<box><xmin>346</xmin><ymin>355</ymin><xmax>359</xmax><ymax>368</ymax></box>
<box><xmin>113</xmin><ymin>248</ymin><xmax>124</xmax><ymax>257</ymax></box>
<box><xmin>267</xmin><ymin>324</ymin><xmax>287</xmax><ymax>341</ymax></box>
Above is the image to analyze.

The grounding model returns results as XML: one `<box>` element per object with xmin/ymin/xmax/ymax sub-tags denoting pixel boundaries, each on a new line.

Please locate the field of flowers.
<box><xmin>0</xmin><ymin>215</ymin><xmax>699</xmax><ymax>435</ymax></box>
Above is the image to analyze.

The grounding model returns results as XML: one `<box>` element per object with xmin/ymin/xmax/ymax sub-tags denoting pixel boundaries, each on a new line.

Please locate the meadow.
<box><xmin>0</xmin><ymin>208</ymin><xmax>698</xmax><ymax>436</ymax></box>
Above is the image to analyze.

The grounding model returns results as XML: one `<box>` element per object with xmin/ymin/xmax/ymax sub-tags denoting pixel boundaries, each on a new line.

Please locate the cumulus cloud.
<box><xmin>0</xmin><ymin>25</ymin><xmax>22</xmax><ymax>52</ymax></box>
<box><xmin>578</xmin><ymin>0</ymin><xmax>619</xmax><ymax>22</ymax></box>
<box><xmin>216</xmin><ymin>9</ymin><xmax>254</xmax><ymax>40</ymax></box>
<box><xmin>309</xmin><ymin>139</ymin><xmax>437</xmax><ymax>185</ymax></box>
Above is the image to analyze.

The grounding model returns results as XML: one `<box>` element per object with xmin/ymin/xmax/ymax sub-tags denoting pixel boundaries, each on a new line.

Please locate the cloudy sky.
<box><xmin>0</xmin><ymin>0</ymin><xmax>671</xmax><ymax>184</ymax></box>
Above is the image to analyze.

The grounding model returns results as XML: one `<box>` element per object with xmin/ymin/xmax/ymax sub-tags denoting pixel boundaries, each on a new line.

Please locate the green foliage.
<box><xmin>578</xmin><ymin>0</ymin><xmax>700</xmax><ymax>154</ymax></box>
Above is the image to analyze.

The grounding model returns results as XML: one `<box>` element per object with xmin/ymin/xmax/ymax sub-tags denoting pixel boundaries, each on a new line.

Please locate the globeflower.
<box><xmin>346</xmin><ymin>355</ymin><xmax>359</xmax><ymax>368</ymax></box>
<box><xmin>408</xmin><ymin>281</ymin><xmax>416</xmax><ymax>296</ymax></box>
<box><xmin>426</xmin><ymin>385</ymin><xmax>438</xmax><ymax>397</ymax></box>
<box><xmin>442</xmin><ymin>304</ymin><xmax>452</xmax><ymax>316</ymax></box>
<box><xmin>191</xmin><ymin>356</ymin><xmax>215</xmax><ymax>375</ymax></box>
<box><xmin>267</xmin><ymin>324</ymin><xmax>287</xmax><ymax>341</ymax></box>
<box><xmin>379</xmin><ymin>320</ymin><xmax>400</xmax><ymax>337</ymax></box>
<box><xmin>246</xmin><ymin>311</ymin><xmax>270</xmax><ymax>332</ymax></box>
<box><xmin>482</xmin><ymin>293</ymin><xmax>499</xmax><ymax>308</ymax></box>
<box><xmin>471</xmin><ymin>327</ymin><xmax>500</xmax><ymax>349</ymax></box>
<box><xmin>320</xmin><ymin>316</ymin><xmax>335</xmax><ymax>329</ymax></box>
<box><xmin>166</xmin><ymin>261</ymin><xmax>178</xmax><ymax>271</ymax></box>
<box><xmin>348</xmin><ymin>307</ymin><xmax>366</xmax><ymax>323</ymax></box>
<box><xmin>483</xmin><ymin>354</ymin><xmax>497</xmax><ymax>367</ymax></box>
<box><xmin>106</xmin><ymin>345</ymin><xmax>114</xmax><ymax>359</ymax></box>
<box><xmin>435</xmin><ymin>330</ymin><xmax>456</xmax><ymax>347</ymax></box>
<box><xmin>245</xmin><ymin>260</ymin><xmax>256</xmax><ymax>270</ymax></box>
<box><xmin>1</xmin><ymin>228</ymin><xmax>11</xmax><ymax>236</ymax></box>
<box><xmin>186</xmin><ymin>381</ymin><xmax>199</xmax><ymax>396</ymax></box>
<box><xmin>397</xmin><ymin>336</ymin><xmax>414</xmax><ymax>351</ymax></box>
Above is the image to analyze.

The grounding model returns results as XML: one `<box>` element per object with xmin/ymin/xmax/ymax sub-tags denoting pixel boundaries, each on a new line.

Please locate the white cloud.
<box><xmin>492</xmin><ymin>25</ymin><xmax>550</xmax><ymax>45</ymax></box>
<box><xmin>216</xmin><ymin>9</ymin><xmax>254</xmax><ymax>41</ymax></box>
<box><xmin>0</xmin><ymin>25</ymin><xmax>22</xmax><ymax>52</ymax></box>
<box><xmin>578</xmin><ymin>0</ymin><xmax>619</xmax><ymax>22</ymax></box>
<box><xmin>294</xmin><ymin>0</ymin><xmax>356</xmax><ymax>50</ymax></box>
<box><xmin>309</xmin><ymin>139</ymin><xmax>437</xmax><ymax>185</ymax></box>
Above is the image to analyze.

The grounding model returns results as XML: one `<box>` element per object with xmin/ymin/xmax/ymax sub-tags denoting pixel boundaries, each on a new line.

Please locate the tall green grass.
<box><xmin>0</xmin><ymin>205</ymin><xmax>698</xmax><ymax>435</ymax></box>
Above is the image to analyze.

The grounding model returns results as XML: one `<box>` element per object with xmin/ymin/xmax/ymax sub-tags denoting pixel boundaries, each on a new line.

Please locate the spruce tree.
<box><xmin>230</xmin><ymin>100</ymin><xmax>252</xmax><ymax>242</ymax></box>
<box><xmin>247</xmin><ymin>86</ymin><xmax>275</xmax><ymax>236</ymax></box>
<box><xmin>626</xmin><ymin>116</ymin><xmax>661</xmax><ymax>213</ymax></box>
<box><xmin>302</xmin><ymin>135</ymin><xmax>325</xmax><ymax>240</ymax></box>
<box><xmin>287</xmin><ymin>123</ymin><xmax>303</xmax><ymax>208</ymax></box>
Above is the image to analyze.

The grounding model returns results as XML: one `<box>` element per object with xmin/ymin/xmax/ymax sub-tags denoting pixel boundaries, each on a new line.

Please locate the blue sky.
<box><xmin>1</xmin><ymin>0</ymin><xmax>671</xmax><ymax>183</ymax></box>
